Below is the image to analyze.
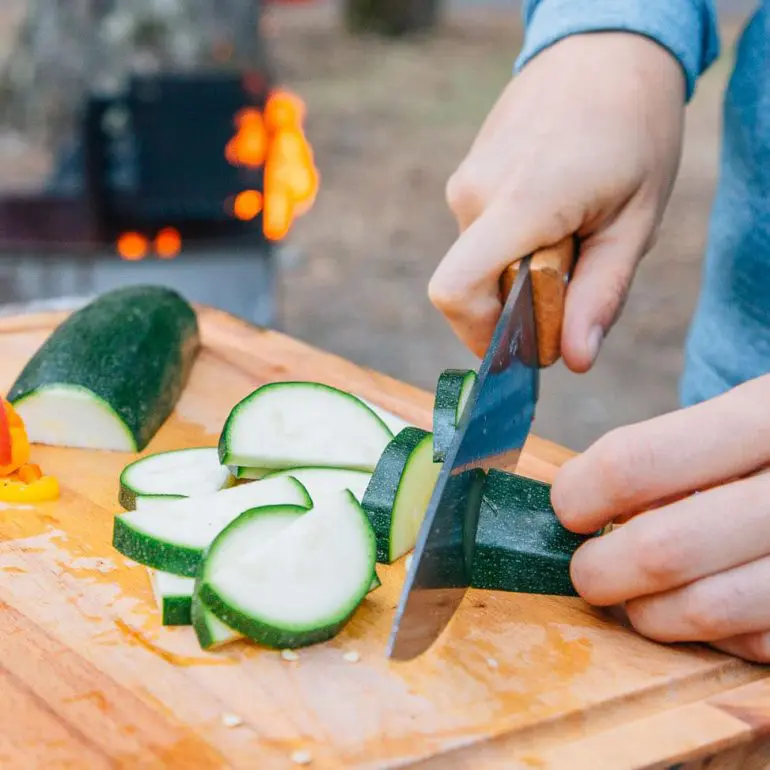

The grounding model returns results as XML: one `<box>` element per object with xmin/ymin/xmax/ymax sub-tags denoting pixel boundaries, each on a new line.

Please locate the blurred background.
<box><xmin>0</xmin><ymin>0</ymin><xmax>756</xmax><ymax>451</ymax></box>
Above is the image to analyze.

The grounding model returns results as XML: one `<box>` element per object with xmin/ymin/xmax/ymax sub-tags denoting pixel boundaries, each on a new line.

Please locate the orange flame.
<box><xmin>233</xmin><ymin>190</ymin><xmax>263</xmax><ymax>221</ymax></box>
<box><xmin>117</xmin><ymin>232</ymin><xmax>148</xmax><ymax>261</ymax></box>
<box><xmin>155</xmin><ymin>227</ymin><xmax>182</xmax><ymax>259</ymax></box>
<box><xmin>225</xmin><ymin>88</ymin><xmax>319</xmax><ymax>241</ymax></box>
<box><xmin>226</xmin><ymin>109</ymin><xmax>268</xmax><ymax>168</ymax></box>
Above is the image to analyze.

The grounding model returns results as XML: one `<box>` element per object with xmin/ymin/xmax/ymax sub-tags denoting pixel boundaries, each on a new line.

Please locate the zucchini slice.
<box><xmin>218</xmin><ymin>382</ymin><xmax>393</xmax><ymax>472</ymax></box>
<box><xmin>192</xmin><ymin>592</ymin><xmax>243</xmax><ymax>649</ymax></box>
<box><xmin>119</xmin><ymin>447</ymin><xmax>233</xmax><ymax>510</ymax></box>
<box><xmin>198</xmin><ymin>490</ymin><xmax>376</xmax><ymax>649</ymax></box>
<box><xmin>471</xmin><ymin>470</ymin><xmax>596</xmax><ymax>596</ymax></box>
<box><xmin>148</xmin><ymin>569</ymin><xmax>195</xmax><ymax>626</ymax></box>
<box><xmin>361</xmin><ymin>427</ymin><xmax>442</xmax><ymax>564</ymax></box>
<box><xmin>191</xmin><ymin>573</ymin><xmax>382</xmax><ymax>651</ymax></box>
<box><xmin>432</xmin><ymin>369</ymin><xmax>477</xmax><ymax>462</ymax></box>
<box><xmin>357</xmin><ymin>398</ymin><xmax>412</xmax><ymax>435</ymax></box>
<box><xmin>8</xmin><ymin>286</ymin><xmax>200</xmax><ymax>451</ymax></box>
<box><xmin>112</xmin><ymin>476</ymin><xmax>312</xmax><ymax>577</ymax></box>
<box><xmin>262</xmin><ymin>467</ymin><xmax>372</xmax><ymax>505</ymax></box>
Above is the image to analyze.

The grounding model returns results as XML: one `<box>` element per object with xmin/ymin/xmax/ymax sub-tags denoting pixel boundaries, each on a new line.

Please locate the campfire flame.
<box><xmin>155</xmin><ymin>227</ymin><xmax>182</xmax><ymax>258</ymax></box>
<box><xmin>117</xmin><ymin>232</ymin><xmax>149</xmax><ymax>261</ymax></box>
<box><xmin>228</xmin><ymin>88</ymin><xmax>318</xmax><ymax>241</ymax></box>
<box><xmin>115</xmin><ymin>87</ymin><xmax>316</xmax><ymax>259</ymax></box>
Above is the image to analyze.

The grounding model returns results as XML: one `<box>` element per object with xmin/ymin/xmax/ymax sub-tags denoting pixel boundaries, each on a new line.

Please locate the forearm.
<box><xmin>516</xmin><ymin>0</ymin><xmax>720</xmax><ymax>100</ymax></box>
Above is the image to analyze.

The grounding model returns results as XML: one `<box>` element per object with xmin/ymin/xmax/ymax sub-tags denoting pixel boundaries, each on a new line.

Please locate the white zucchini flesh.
<box><xmin>199</xmin><ymin>490</ymin><xmax>377</xmax><ymax>649</ymax></box>
<box><xmin>112</xmin><ymin>476</ymin><xmax>312</xmax><ymax>577</ymax></box>
<box><xmin>190</xmin><ymin>503</ymin><xmax>310</xmax><ymax>649</ymax></box>
<box><xmin>356</xmin><ymin>398</ymin><xmax>412</xmax><ymax>435</ymax></box>
<box><xmin>263</xmin><ymin>467</ymin><xmax>372</xmax><ymax>506</ymax></box>
<box><xmin>14</xmin><ymin>384</ymin><xmax>135</xmax><ymax>451</ymax></box>
<box><xmin>120</xmin><ymin>447</ymin><xmax>233</xmax><ymax>509</ymax></box>
<box><xmin>149</xmin><ymin>569</ymin><xmax>194</xmax><ymax>602</ymax></box>
<box><xmin>218</xmin><ymin>382</ymin><xmax>393</xmax><ymax>472</ymax></box>
<box><xmin>123</xmin><ymin>447</ymin><xmax>232</xmax><ymax>497</ymax></box>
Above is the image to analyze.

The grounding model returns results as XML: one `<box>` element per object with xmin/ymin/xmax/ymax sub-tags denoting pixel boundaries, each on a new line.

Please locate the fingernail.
<box><xmin>587</xmin><ymin>326</ymin><xmax>604</xmax><ymax>364</ymax></box>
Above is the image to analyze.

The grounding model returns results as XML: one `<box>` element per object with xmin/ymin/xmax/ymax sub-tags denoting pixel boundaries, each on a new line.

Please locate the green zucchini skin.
<box><xmin>160</xmin><ymin>595</ymin><xmax>193</xmax><ymax>626</ymax></box>
<box><xmin>118</xmin><ymin>490</ymin><xmax>185</xmax><ymax>512</ymax></box>
<box><xmin>113</xmin><ymin>517</ymin><xmax>203</xmax><ymax>578</ymax></box>
<box><xmin>471</xmin><ymin>470</ymin><xmax>597</xmax><ymax>597</ymax></box>
<box><xmin>361</xmin><ymin>427</ymin><xmax>438</xmax><ymax>564</ymax></box>
<box><xmin>432</xmin><ymin>369</ymin><xmax>477</xmax><ymax>463</ymax></box>
<box><xmin>191</xmin><ymin>592</ymin><xmax>242</xmax><ymax>649</ymax></box>
<box><xmin>7</xmin><ymin>286</ymin><xmax>200</xmax><ymax>451</ymax></box>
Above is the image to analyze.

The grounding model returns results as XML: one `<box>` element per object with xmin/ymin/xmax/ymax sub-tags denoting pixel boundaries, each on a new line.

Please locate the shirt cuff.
<box><xmin>515</xmin><ymin>0</ymin><xmax>720</xmax><ymax>101</ymax></box>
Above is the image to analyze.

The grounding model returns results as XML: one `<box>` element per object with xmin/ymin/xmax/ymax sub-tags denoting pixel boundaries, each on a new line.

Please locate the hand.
<box><xmin>429</xmin><ymin>33</ymin><xmax>686</xmax><ymax>371</ymax></box>
<box><xmin>552</xmin><ymin>374</ymin><xmax>770</xmax><ymax>663</ymax></box>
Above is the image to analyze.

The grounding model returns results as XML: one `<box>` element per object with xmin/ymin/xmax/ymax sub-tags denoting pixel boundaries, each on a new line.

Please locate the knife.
<box><xmin>386</xmin><ymin>236</ymin><xmax>576</xmax><ymax>660</ymax></box>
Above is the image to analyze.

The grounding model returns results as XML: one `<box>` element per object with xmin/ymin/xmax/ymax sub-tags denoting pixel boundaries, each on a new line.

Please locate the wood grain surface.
<box><xmin>1</xmin><ymin>306</ymin><xmax>769</xmax><ymax>770</ymax></box>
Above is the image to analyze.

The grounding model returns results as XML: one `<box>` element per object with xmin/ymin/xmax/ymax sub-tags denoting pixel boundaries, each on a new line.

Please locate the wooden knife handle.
<box><xmin>500</xmin><ymin>236</ymin><xmax>577</xmax><ymax>368</ymax></box>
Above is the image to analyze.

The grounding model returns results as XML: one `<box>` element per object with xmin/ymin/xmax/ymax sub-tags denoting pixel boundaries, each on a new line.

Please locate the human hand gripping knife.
<box><xmin>387</xmin><ymin>236</ymin><xmax>576</xmax><ymax>660</ymax></box>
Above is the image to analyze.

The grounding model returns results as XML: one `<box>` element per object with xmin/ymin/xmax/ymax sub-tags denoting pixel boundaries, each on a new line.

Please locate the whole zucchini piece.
<box><xmin>7</xmin><ymin>285</ymin><xmax>200</xmax><ymax>452</ymax></box>
<box><xmin>472</xmin><ymin>470</ymin><xmax>599</xmax><ymax>597</ymax></box>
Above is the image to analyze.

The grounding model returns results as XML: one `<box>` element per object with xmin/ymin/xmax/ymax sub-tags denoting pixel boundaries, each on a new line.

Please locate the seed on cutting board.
<box><xmin>281</xmin><ymin>649</ymin><xmax>300</xmax><ymax>661</ymax></box>
<box><xmin>343</xmin><ymin>650</ymin><xmax>360</xmax><ymax>663</ymax></box>
<box><xmin>220</xmin><ymin>712</ymin><xmax>243</xmax><ymax>728</ymax></box>
<box><xmin>486</xmin><ymin>657</ymin><xmax>499</xmax><ymax>669</ymax></box>
<box><xmin>290</xmin><ymin>749</ymin><xmax>313</xmax><ymax>765</ymax></box>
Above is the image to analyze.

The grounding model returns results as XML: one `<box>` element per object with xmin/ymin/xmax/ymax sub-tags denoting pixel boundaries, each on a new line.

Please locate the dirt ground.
<box><xmin>0</xmin><ymin>2</ymin><xmax>750</xmax><ymax>452</ymax></box>
<box><xmin>267</xmin><ymin>2</ymin><xmax>747</xmax><ymax>451</ymax></box>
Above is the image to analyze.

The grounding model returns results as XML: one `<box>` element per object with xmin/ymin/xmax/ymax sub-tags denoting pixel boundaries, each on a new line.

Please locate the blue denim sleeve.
<box><xmin>515</xmin><ymin>0</ymin><xmax>720</xmax><ymax>101</ymax></box>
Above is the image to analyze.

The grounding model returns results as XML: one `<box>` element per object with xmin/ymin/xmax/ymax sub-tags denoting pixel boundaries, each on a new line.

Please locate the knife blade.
<box><xmin>386</xmin><ymin>237</ymin><xmax>576</xmax><ymax>660</ymax></box>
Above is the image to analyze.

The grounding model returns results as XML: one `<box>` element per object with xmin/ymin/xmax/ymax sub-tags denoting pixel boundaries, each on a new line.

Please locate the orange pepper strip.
<box><xmin>0</xmin><ymin>402</ymin><xmax>11</xmax><ymax>466</ymax></box>
<box><xmin>18</xmin><ymin>464</ymin><xmax>42</xmax><ymax>483</ymax></box>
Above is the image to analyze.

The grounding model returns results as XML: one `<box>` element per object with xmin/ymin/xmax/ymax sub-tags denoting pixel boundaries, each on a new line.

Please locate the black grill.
<box><xmin>0</xmin><ymin>70</ymin><xmax>276</xmax><ymax>252</ymax></box>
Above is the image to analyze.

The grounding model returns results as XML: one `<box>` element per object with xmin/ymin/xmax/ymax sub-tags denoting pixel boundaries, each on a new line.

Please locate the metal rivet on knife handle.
<box><xmin>500</xmin><ymin>235</ymin><xmax>577</xmax><ymax>368</ymax></box>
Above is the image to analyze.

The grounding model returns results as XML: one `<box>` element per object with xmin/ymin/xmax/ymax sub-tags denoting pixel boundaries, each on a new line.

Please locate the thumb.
<box><xmin>561</xmin><ymin>212</ymin><xmax>652</xmax><ymax>373</ymax></box>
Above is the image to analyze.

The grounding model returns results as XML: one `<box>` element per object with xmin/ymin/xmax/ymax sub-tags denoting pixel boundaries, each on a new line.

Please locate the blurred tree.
<box><xmin>343</xmin><ymin>0</ymin><xmax>441</xmax><ymax>36</ymax></box>
<box><xmin>0</xmin><ymin>0</ymin><xmax>268</xmax><ymax>155</ymax></box>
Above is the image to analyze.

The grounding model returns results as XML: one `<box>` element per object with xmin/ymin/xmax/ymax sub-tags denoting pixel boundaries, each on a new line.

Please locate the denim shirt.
<box><xmin>517</xmin><ymin>1</ymin><xmax>769</xmax><ymax>408</ymax></box>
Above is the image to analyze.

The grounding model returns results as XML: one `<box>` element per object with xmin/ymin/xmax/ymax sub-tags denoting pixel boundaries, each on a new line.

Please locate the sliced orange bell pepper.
<box><xmin>0</xmin><ymin>399</ymin><xmax>31</xmax><ymax>477</ymax></box>
<box><xmin>0</xmin><ymin>475</ymin><xmax>59</xmax><ymax>503</ymax></box>
<box><xmin>0</xmin><ymin>401</ymin><xmax>11</xmax><ymax>466</ymax></box>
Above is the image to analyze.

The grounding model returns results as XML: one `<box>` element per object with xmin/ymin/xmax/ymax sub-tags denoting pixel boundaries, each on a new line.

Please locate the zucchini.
<box><xmin>361</xmin><ymin>427</ymin><xmax>442</xmax><ymax>564</ymax></box>
<box><xmin>112</xmin><ymin>476</ymin><xmax>312</xmax><ymax>577</ymax></box>
<box><xmin>471</xmin><ymin>470</ymin><xmax>596</xmax><ymax>596</ymax></box>
<box><xmin>262</xmin><ymin>467</ymin><xmax>372</xmax><ymax>505</ymax></box>
<box><xmin>148</xmin><ymin>569</ymin><xmax>195</xmax><ymax>626</ymax></box>
<box><xmin>192</xmin><ymin>568</ymin><xmax>382</xmax><ymax>651</ymax></box>
<box><xmin>192</xmin><ymin>592</ymin><xmax>243</xmax><ymax>649</ymax></box>
<box><xmin>218</xmin><ymin>382</ymin><xmax>393</xmax><ymax>472</ymax></box>
<box><xmin>357</xmin><ymin>398</ymin><xmax>411</xmax><ymax>435</ymax></box>
<box><xmin>119</xmin><ymin>447</ymin><xmax>233</xmax><ymax>510</ymax></box>
<box><xmin>432</xmin><ymin>369</ymin><xmax>477</xmax><ymax>462</ymax></box>
<box><xmin>198</xmin><ymin>491</ymin><xmax>376</xmax><ymax>649</ymax></box>
<box><xmin>228</xmin><ymin>466</ymin><xmax>270</xmax><ymax>481</ymax></box>
<box><xmin>8</xmin><ymin>286</ymin><xmax>199</xmax><ymax>452</ymax></box>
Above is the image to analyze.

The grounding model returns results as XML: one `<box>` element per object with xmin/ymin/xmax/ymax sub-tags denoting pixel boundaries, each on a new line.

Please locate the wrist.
<box><xmin>516</xmin><ymin>0</ymin><xmax>719</xmax><ymax>101</ymax></box>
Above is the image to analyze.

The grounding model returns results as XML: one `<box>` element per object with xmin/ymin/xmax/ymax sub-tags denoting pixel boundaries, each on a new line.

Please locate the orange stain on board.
<box><xmin>113</xmin><ymin>619</ymin><xmax>236</xmax><ymax>667</ymax></box>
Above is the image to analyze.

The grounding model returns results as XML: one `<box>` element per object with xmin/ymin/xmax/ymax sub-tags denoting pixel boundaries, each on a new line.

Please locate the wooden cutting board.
<box><xmin>1</xmin><ymin>306</ymin><xmax>770</xmax><ymax>770</ymax></box>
